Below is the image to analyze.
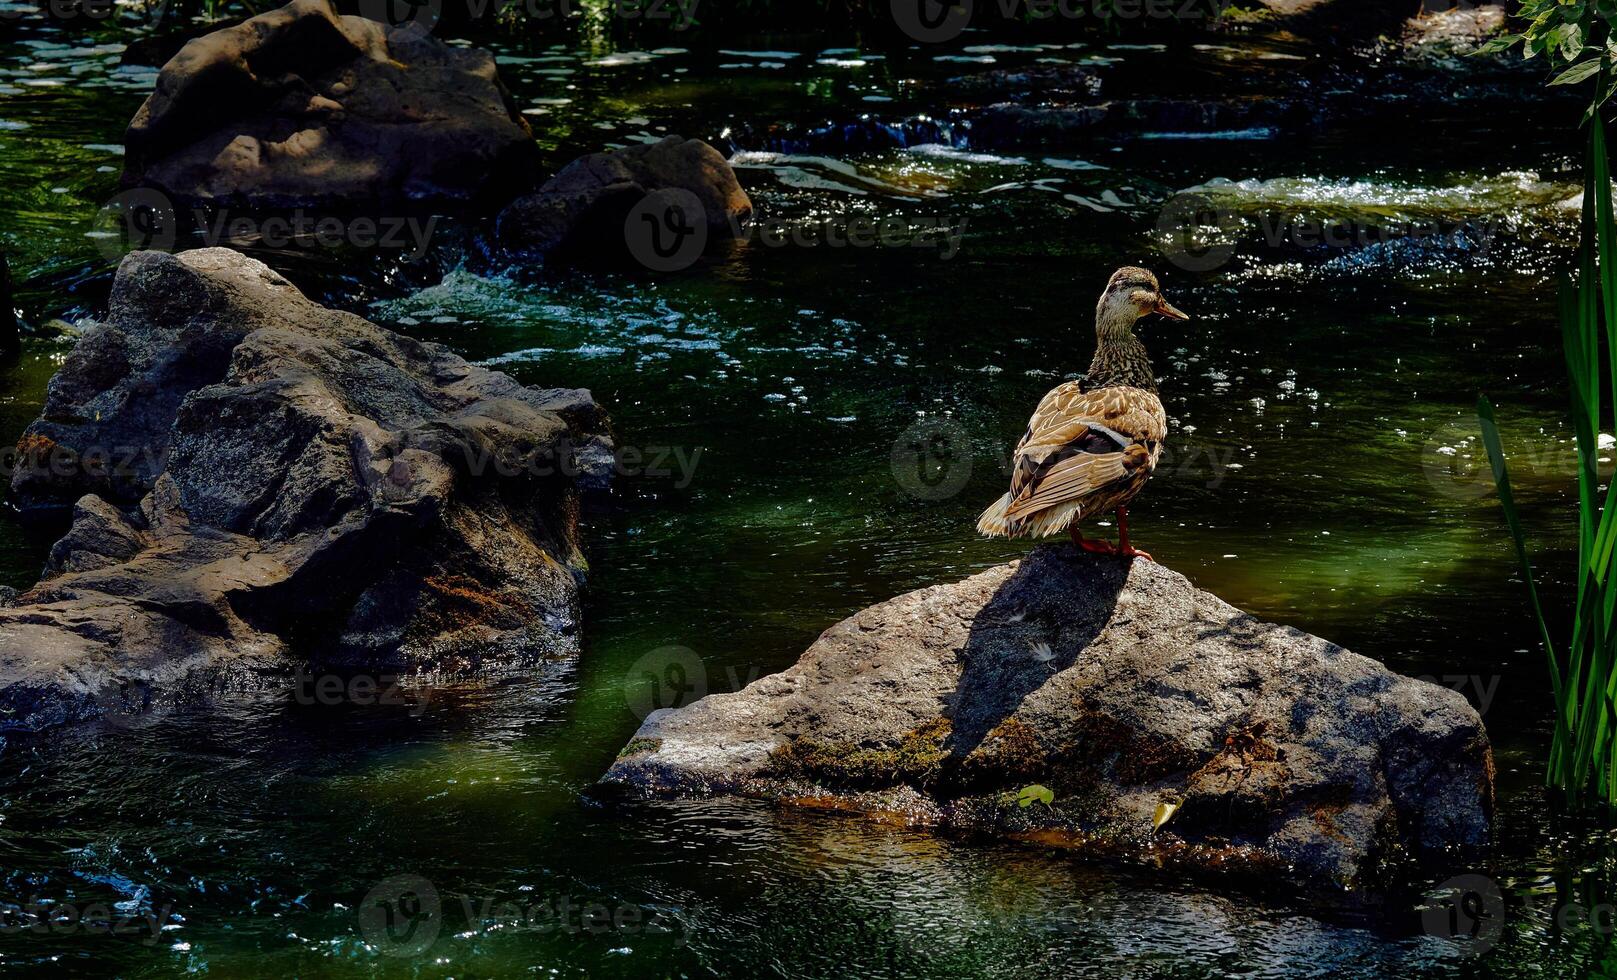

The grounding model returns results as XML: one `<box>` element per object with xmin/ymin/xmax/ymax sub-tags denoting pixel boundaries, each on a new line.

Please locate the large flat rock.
<box><xmin>602</xmin><ymin>546</ymin><xmax>1493</xmax><ymax>893</ymax></box>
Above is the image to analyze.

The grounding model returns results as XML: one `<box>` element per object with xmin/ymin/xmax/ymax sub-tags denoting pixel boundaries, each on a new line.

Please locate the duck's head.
<box><xmin>1095</xmin><ymin>266</ymin><xmax>1188</xmax><ymax>340</ymax></box>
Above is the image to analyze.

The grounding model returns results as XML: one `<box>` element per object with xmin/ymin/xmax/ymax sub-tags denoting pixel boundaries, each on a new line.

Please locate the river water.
<box><xmin>0</xmin><ymin>8</ymin><xmax>1607</xmax><ymax>977</ymax></box>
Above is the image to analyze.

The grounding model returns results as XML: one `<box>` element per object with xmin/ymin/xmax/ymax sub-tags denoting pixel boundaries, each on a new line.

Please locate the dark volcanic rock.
<box><xmin>121</xmin><ymin>0</ymin><xmax>539</xmax><ymax>209</ymax></box>
<box><xmin>495</xmin><ymin>136</ymin><xmax>752</xmax><ymax>260</ymax></box>
<box><xmin>602</xmin><ymin>546</ymin><xmax>1494</xmax><ymax>892</ymax></box>
<box><xmin>0</xmin><ymin>248</ymin><xmax>611</xmax><ymax>732</ymax></box>
<box><xmin>119</xmin><ymin>18</ymin><xmax>249</xmax><ymax>69</ymax></box>
<box><xmin>11</xmin><ymin>247</ymin><xmax>356</xmax><ymax>514</ymax></box>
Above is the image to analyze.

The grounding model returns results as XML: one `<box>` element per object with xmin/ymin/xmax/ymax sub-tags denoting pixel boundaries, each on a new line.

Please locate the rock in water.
<box><xmin>12</xmin><ymin>246</ymin><xmax>348</xmax><ymax>513</ymax></box>
<box><xmin>495</xmin><ymin>136</ymin><xmax>752</xmax><ymax>260</ymax></box>
<box><xmin>121</xmin><ymin>0</ymin><xmax>539</xmax><ymax>209</ymax></box>
<box><xmin>0</xmin><ymin>248</ymin><xmax>611</xmax><ymax>732</ymax></box>
<box><xmin>602</xmin><ymin>546</ymin><xmax>1493</xmax><ymax>892</ymax></box>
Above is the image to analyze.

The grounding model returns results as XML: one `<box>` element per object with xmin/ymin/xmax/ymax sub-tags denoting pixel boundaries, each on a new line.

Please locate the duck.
<box><xmin>976</xmin><ymin>266</ymin><xmax>1188</xmax><ymax>561</ymax></box>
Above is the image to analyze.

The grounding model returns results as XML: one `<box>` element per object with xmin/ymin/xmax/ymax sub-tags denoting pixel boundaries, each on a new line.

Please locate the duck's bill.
<box><xmin>1153</xmin><ymin>298</ymin><xmax>1189</xmax><ymax>320</ymax></box>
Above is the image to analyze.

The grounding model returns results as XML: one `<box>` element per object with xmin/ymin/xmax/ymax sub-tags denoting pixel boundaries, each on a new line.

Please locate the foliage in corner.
<box><xmin>1480</xmin><ymin>0</ymin><xmax>1617</xmax><ymax>810</ymax></box>
<box><xmin>1481</xmin><ymin>1</ymin><xmax>1617</xmax><ymax>114</ymax></box>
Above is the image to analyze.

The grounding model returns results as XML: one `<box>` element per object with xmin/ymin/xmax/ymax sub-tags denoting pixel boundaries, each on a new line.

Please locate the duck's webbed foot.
<box><xmin>1116</xmin><ymin>506</ymin><xmax>1153</xmax><ymax>562</ymax></box>
<box><xmin>1070</xmin><ymin>524</ymin><xmax>1118</xmax><ymax>555</ymax></box>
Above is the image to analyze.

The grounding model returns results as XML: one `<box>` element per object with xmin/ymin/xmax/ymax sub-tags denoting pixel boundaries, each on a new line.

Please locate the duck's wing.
<box><xmin>1004</xmin><ymin>384</ymin><xmax>1165</xmax><ymax>520</ymax></box>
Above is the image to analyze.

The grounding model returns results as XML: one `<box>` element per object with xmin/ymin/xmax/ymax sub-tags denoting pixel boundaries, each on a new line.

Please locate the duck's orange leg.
<box><xmin>1070</xmin><ymin>522</ymin><xmax>1117</xmax><ymax>556</ymax></box>
<box><xmin>1116</xmin><ymin>505</ymin><xmax>1153</xmax><ymax>562</ymax></box>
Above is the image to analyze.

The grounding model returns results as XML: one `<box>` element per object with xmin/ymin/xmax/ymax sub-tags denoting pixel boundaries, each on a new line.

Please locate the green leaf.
<box><xmin>1479</xmin><ymin>392</ymin><xmax>1571</xmax><ymax>795</ymax></box>
<box><xmin>1553</xmin><ymin>58</ymin><xmax>1606</xmax><ymax>85</ymax></box>
<box><xmin>1563</xmin><ymin>30</ymin><xmax>1586</xmax><ymax>62</ymax></box>
<box><xmin>1016</xmin><ymin>784</ymin><xmax>1055</xmax><ymax>808</ymax></box>
<box><xmin>1475</xmin><ymin>35</ymin><xmax>1523</xmax><ymax>56</ymax></box>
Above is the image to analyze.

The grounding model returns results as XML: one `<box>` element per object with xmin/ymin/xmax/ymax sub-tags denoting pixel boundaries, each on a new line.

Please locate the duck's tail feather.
<box><xmin>1021</xmin><ymin>501</ymin><xmax>1082</xmax><ymax>538</ymax></box>
<box><xmin>976</xmin><ymin>492</ymin><xmax>1015</xmax><ymax>537</ymax></box>
<box><xmin>979</xmin><ymin>495</ymin><xmax>1084</xmax><ymax>539</ymax></box>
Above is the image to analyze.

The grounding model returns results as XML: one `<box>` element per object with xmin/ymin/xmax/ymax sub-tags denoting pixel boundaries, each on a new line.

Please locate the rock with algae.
<box><xmin>601</xmin><ymin>545</ymin><xmax>1494</xmax><ymax>893</ymax></box>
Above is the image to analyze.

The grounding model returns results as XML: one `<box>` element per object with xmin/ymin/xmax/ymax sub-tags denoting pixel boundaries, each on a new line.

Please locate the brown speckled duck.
<box><xmin>976</xmin><ymin>266</ymin><xmax>1188</xmax><ymax>561</ymax></box>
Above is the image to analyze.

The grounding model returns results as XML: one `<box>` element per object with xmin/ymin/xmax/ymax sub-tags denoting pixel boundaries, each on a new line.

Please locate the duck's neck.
<box><xmin>1087</xmin><ymin>333</ymin><xmax>1158</xmax><ymax>393</ymax></box>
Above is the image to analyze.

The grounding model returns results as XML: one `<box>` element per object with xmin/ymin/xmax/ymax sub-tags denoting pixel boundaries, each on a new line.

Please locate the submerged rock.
<box><xmin>495</xmin><ymin>136</ymin><xmax>752</xmax><ymax>261</ymax></box>
<box><xmin>121</xmin><ymin>0</ymin><xmax>539</xmax><ymax>209</ymax></box>
<box><xmin>946</xmin><ymin>64</ymin><xmax>1103</xmax><ymax>101</ymax></box>
<box><xmin>602</xmin><ymin>546</ymin><xmax>1493</xmax><ymax>892</ymax></box>
<box><xmin>0</xmin><ymin>248</ymin><xmax>611</xmax><ymax>731</ymax></box>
